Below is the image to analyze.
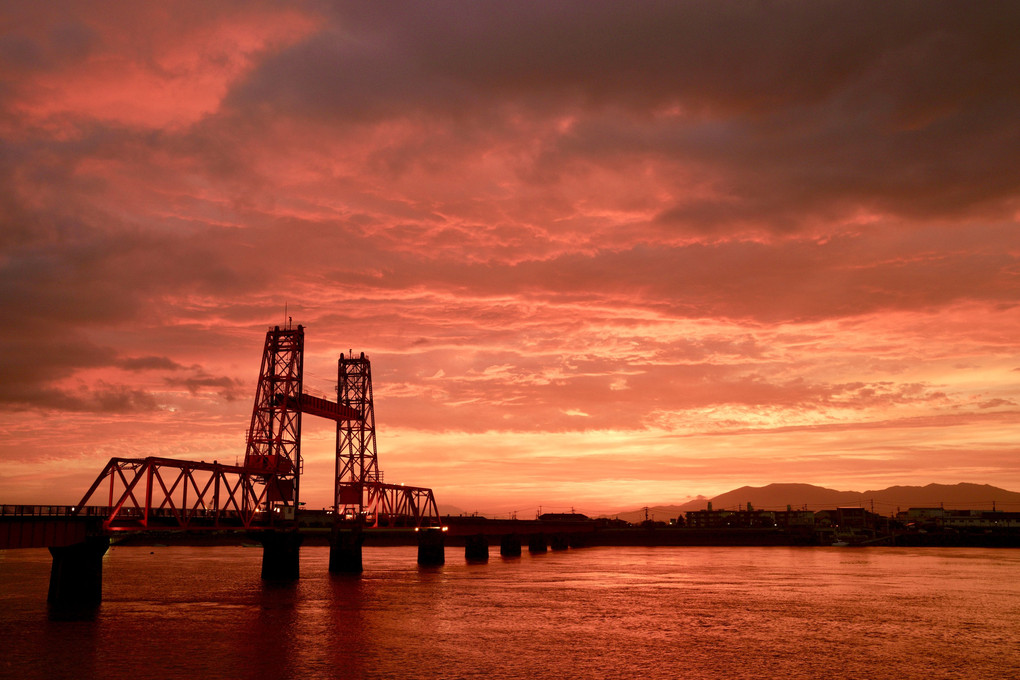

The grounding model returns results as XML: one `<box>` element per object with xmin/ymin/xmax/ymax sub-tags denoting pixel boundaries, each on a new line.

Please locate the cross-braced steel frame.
<box><xmin>243</xmin><ymin>325</ymin><xmax>304</xmax><ymax>515</ymax></box>
<box><xmin>335</xmin><ymin>353</ymin><xmax>441</xmax><ymax>528</ymax></box>
<box><xmin>363</xmin><ymin>482</ymin><xmax>441</xmax><ymax>528</ymax></box>
<box><xmin>72</xmin><ymin>457</ymin><xmax>278</xmax><ymax>531</ymax></box>
<box><xmin>335</xmin><ymin>353</ymin><xmax>381</xmax><ymax>507</ymax></box>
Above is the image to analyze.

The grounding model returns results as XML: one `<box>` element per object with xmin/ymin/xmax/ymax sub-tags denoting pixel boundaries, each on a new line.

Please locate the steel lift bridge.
<box><xmin>76</xmin><ymin>324</ymin><xmax>440</xmax><ymax>533</ymax></box>
<box><xmin>38</xmin><ymin>324</ymin><xmax>444</xmax><ymax>606</ymax></box>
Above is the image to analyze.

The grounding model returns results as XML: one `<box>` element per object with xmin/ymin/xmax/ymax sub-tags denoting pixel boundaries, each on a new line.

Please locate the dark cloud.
<box><xmin>119</xmin><ymin>356</ymin><xmax>188</xmax><ymax>371</ymax></box>
<box><xmin>242</xmin><ymin>2</ymin><xmax>1018</xmax><ymax>117</ymax></box>
<box><xmin>223</xmin><ymin>1</ymin><xmax>1020</xmax><ymax>226</ymax></box>
<box><xmin>0</xmin><ymin>331</ymin><xmax>114</xmax><ymax>391</ymax></box>
<box><xmin>164</xmin><ymin>373</ymin><xmax>245</xmax><ymax>401</ymax></box>
<box><xmin>1</xmin><ymin>383</ymin><xmax>159</xmax><ymax>413</ymax></box>
<box><xmin>978</xmin><ymin>398</ymin><xmax>1015</xmax><ymax>409</ymax></box>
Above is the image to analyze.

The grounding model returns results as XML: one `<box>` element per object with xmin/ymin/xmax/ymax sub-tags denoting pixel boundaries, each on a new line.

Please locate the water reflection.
<box><xmin>244</xmin><ymin>579</ymin><xmax>299</xmax><ymax>679</ymax></box>
<box><xmin>325</xmin><ymin>572</ymin><xmax>370</xmax><ymax>676</ymax></box>
<box><xmin>2</xmin><ymin>545</ymin><xmax>1019</xmax><ymax>679</ymax></box>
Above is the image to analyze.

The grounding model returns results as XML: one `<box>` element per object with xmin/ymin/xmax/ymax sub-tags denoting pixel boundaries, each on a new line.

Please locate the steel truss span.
<box><xmin>363</xmin><ymin>482</ymin><xmax>441</xmax><ymax>528</ymax></box>
<box><xmin>73</xmin><ymin>457</ymin><xmax>281</xmax><ymax>531</ymax></box>
<box><xmin>72</xmin><ymin>324</ymin><xmax>442</xmax><ymax>531</ymax></box>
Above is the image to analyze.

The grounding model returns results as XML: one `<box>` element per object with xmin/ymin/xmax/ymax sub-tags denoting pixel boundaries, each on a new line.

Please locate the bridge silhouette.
<box><xmin>1</xmin><ymin>324</ymin><xmax>455</xmax><ymax>613</ymax></box>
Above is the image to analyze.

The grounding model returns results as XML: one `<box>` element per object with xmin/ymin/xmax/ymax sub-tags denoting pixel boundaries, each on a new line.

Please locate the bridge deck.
<box><xmin>0</xmin><ymin>507</ymin><xmax>97</xmax><ymax>549</ymax></box>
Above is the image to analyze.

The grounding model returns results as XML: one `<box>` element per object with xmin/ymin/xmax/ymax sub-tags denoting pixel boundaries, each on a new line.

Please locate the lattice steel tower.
<box><xmin>335</xmin><ymin>352</ymin><xmax>380</xmax><ymax>513</ymax></box>
<box><xmin>243</xmin><ymin>324</ymin><xmax>304</xmax><ymax>520</ymax></box>
<box><xmin>334</xmin><ymin>352</ymin><xmax>440</xmax><ymax>527</ymax></box>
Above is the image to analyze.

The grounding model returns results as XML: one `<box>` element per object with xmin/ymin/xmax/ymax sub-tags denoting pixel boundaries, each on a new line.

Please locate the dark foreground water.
<box><xmin>1</xmin><ymin>545</ymin><xmax>1018</xmax><ymax>679</ymax></box>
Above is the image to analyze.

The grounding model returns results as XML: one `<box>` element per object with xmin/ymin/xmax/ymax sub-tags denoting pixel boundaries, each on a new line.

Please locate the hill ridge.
<box><xmin>610</xmin><ymin>482</ymin><xmax>1020</xmax><ymax>523</ymax></box>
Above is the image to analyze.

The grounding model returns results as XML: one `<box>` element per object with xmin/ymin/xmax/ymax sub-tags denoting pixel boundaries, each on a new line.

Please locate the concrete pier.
<box><xmin>464</xmin><ymin>534</ymin><xmax>489</xmax><ymax>562</ymax></box>
<box><xmin>568</xmin><ymin>533</ymin><xmax>588</xmax><ymax>549</ymax></box>
<box><xmin>329</xmin><ymin>526</ymin><xmax>364</xmax><ymax>573</ymax></box>
<box><xmin>259</xmin><ymin>531</ymin><xmax>302</xmax><ymax>580</ymax></box>
<box><xmin>417</xmin><ymin>528</ymin><xmax>445</xmax><ymax>566</ymax></box>
<box><xmin>528</xmin><ymin>532</ymin><xmax>547</xmax><ymax>553</ymax></box>
<box><xmin>500</xmin><ymin>533</ymin><xmax>522</xmax><ymax>557</ymax></box>
<box><xmin>47</xmin><ymin>536</ymin><xmax>110</xmax><ymax>614</ymax></box>
<box><xmin>550</xmin><ymin>533</ymin><xmax>570</xmax><ymax>551</ymax></box>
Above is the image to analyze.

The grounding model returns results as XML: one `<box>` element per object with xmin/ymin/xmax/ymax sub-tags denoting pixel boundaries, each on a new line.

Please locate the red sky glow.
<box><xmin>1</xmin><ymin>1</ymin><xmax>1018</xmax><ymax>515</ymax></box>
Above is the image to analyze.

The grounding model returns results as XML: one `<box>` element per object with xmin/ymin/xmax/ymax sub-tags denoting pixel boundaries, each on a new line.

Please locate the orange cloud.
<box><xmin>1</xmin><ymin>2</ymin><xmax>1018</xmax><ymax>511</ymax></box>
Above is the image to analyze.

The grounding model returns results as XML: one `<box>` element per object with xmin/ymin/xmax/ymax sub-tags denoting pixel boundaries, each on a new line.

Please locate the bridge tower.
<box><xmin>334</xmin><ymin>352</ymin><xmax>381</xmax><ymax>518</ymax></box>
<box><xmin>331</xmin><ymin>351</ymin><xmax>444</xmax><ymax>570</ymax></box>
<box><xmin>333</xmin><ymin>352</ymin><xmax>440</xmax><ymax>529</ymax></box>
<box><xmin>243</xmin><ymin>324</ymin><xmax>304</xmax><ymax>524</ymax></box>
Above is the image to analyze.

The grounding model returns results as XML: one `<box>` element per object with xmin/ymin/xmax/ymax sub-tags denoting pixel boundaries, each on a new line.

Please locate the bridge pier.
<box><xmin>528</xmin><ymin>533</ymin><xmax>547</xmax><ymax>553</ymax></box>
<box><xmin>48</xmin><ymin>536</ymin><xmax>110</xmax><ymax>614</ymax></box>
<box><xmin>329</xmin><ymin>526</ymin><xmax>364</xmax><ymax>573</ymax></box>
<box><xmin>259</xmin><ymin>531</ymin><xmax>302</xmax><ymax>580</ymax></box>
<box><xmin>417</xmin><ymin>528</ymin><xmax>445</xmax><ymax>566</ymax></box>
<box><xmin>500</xmin><ymin>533</ymin><xmax>522</xmax><ymax>557</ymax></box>
<box><xmin>464</xmin><ymin>534</ymin><xmax>488</xmax><ymax>562</ymax></box>
<box><xmin>550</xmin><ymin>533</ymin><xmax>570</xmax><ymax>551</ymax></box>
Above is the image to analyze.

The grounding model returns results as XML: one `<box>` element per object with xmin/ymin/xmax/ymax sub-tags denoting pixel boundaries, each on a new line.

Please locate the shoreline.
<box><xmin>109</xmin><ymin>526</ymin><xmax>1020</xmax><ymax>549</ymax></box>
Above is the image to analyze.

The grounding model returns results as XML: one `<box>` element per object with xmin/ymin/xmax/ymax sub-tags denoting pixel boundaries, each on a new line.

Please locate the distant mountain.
<box><xmin>610</xmin><ymin>500</ymin><xmax>708</xmax><ymax>524</ymax></box>
<box><xmin>689</xmin><ymin>483</ymin><xmax>864</xmax><ymax>513</ymax></box>
<box><xmin>612</xmin><ymin>483</ymin><xmax>1020</xmax><ymax>521</ymax></box>
<box><xmin>438</xmin><ymin>503</ymin><xmax>471</xmax><ymax>516</ymax></box>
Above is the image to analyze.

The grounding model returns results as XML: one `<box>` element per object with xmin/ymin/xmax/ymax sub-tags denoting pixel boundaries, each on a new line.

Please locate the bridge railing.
<box><xmin>1</xmin><ymin>505</ymin><xmax>113</xmax><ymax>518</ymax></box>
<box><xmin>92</xmin><ymin>506</ymin><xmax>272</xmax><ymax>529</ymax></box>
<box><xmin>337</xmin><ymin>481</ymin><xmax>443</xmax><ymax>529</ymax></box>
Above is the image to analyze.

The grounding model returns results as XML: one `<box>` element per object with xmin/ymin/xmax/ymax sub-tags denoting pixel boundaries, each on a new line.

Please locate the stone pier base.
<box><xmin>528</xmin><ymin>533</ymin><xmax>547</xmax><ymax>553</ymax></box>
<box><xmin>329</xmin><ymin>527</ymin><xmax>364</xmax><ymax>573</ymax></box>
<box><xmin>464</xmin><ymin>534</ymin><xmax>489</xmax><ymax>562</ymax></box>
<box><xmin>417</xmin><ymin>528</ymin><xmax>445</xmax><ymax>566</ymax></box>
<box><xmin>550</xmin><ymin>534</ymin><xmax>570</xmax><ymax>551</ymax></box>
<box><xmin>500</xmin><ymin>533</ymin><xmax>522</xmax><ymax>557</ymax></box>
<box><xmin>260</xmin><ymin>531</ymin><xmax>302</xmax><ymax>580</ymax></box>
<box><xmin>48</xmin><ymin>536</ymin><xmax>110</xmax><ymax>614</ymax></box>
<box><xmin>568</xmin><ymin>533</ymin><xmax>588</xmax><ymax>549</ymax></box>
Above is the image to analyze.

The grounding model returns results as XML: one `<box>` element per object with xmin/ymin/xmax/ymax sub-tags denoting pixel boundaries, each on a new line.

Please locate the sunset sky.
<box><xmin>1</xmin><ymin>1</ymin><xmax>1018</xmax><ymax>515</ymax></box>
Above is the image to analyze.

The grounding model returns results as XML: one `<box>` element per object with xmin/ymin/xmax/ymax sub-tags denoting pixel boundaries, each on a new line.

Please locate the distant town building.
<box><xmin>538</xmin><ymin>512</ymin><xmax>589</xmax><ymax>522</ymax></box>
<box><xmin>835</xmin><ymin>507</ymin><xmax>867</xmax><ymax>529</ymax></box>
<box><xmin>904</xmin><ymin>507</ymin><xmax>947</xmax><ymax>521</ymax></box>
<box><xmin>685</xmin><ymin>509</ymin><xmax>783</xmax><ymax>529</ymax></box>
<box><xmin>943</xmin><ymin>511</ymin><xmax>1020</xmax><ymax>529</ymax></box>
<box><xmin>898</xmin><ymin>508</ymin><xmax>1020</xmax><ymax>530</ymax></box>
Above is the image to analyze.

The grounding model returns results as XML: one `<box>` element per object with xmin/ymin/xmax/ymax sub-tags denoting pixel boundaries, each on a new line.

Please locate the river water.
<box><xmin>1</xmin><ymin>545</ymin><xmax>1018</xmax><ymax>679</ymax></box>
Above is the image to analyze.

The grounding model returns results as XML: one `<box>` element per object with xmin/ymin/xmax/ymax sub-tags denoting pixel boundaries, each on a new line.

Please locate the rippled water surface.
<box><xmin>2</xmin><ymin>545</ymin><xmax>1019</xmax><ymax>679</ymax></box>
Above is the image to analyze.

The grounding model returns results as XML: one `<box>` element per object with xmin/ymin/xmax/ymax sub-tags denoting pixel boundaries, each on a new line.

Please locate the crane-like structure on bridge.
<box><xmin>73</xmin><ymin>324</ymin><xmax>441</xmax><ymax>533</ymax></box>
